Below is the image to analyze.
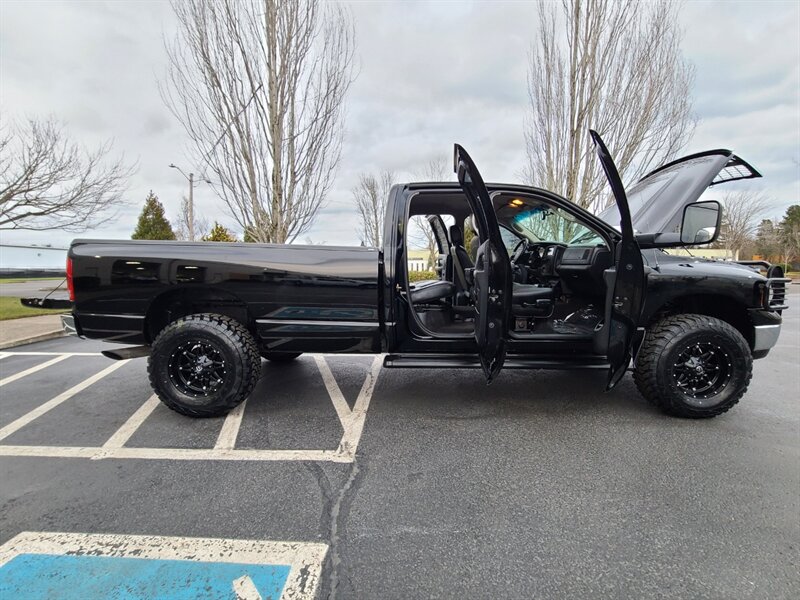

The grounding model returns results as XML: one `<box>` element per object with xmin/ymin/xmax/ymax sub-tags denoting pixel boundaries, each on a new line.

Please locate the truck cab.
<box><xmin>380</xmin><ymin>133</ymin><xmax>786</xmax><ymax>416</ymax></box>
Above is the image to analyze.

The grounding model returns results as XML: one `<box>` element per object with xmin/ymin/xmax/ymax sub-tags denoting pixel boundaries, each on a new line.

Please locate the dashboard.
<box><xmin>511</xmin><ymin>241</ymin><xmax>611</xmax><ymax>296</ymax></box>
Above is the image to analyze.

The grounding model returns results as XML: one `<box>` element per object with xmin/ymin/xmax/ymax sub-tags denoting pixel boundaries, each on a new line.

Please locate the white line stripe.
<box><xmin>0</xmin><ymin>360</ymin><xmax>128</xmax><ymax>442</ymax></box>
<box><xmin>0</xmin><ymin>531</ymin><xmax>328</xmax><ymax>600</ymax></box>
<box><xmin>313</xmin><ymin>355</ymin><xmax>352</xmax><ymax>428</ymax></box>
<box><xmin>0</xmin><ymin>355</ymin><xmax>70</xmax><ymax>387</ymax></box>
<box><xmin>337</xmin><ymin>356</ymin><xmax>382</xmax><ymax>458</ymax></box>
<box><xmin>100</xmin><ymin>394</ymin><xmax>160</xmax><ymax>450</ymax></box>
<box><xmin>214</xmin><ymin>399</ymin><xmax>247</xmax><ymax>450</ymax></box>
<box><xmin>0</xmin><ymin>444</ymin><xmax>351</xmax><ymax>462</ymax></box>
<box><xmin>0</xmin><ymin>353</ymin><xmax>9</xmax><ymax>361</ymax></box>
<box><xmin>2</xmin><ymin>351</ymin><xmax>376</xmax><ymax>357</ymax></box>
<box><xmin>0</xmin><ymin>445</ymin><xmax>99</xmax><ymax>459</ymax></box>
<box><xmin>0</xmin><ymin>351</ymin><xmax>102</xmax><ymax>356</ymax></box>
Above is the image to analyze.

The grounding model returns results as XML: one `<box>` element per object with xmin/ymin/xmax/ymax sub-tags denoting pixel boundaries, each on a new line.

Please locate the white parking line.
<box><xmin>337</xmin><ymin>356</ymin><xmax>383</xmax><ymax>458</ymax></box>
<box><xmin>214</xmin><ymin>399</ymin><xmax>248</xmax><ymax>450</ymax></box>
<box><xmin>0</xmin><ymin>445</ymin><xmax>351</xmax><ymax>462</ymax></box>
<box><xmin>314</xmin><ymin>355</ymin><xmax>353</xmax><ymax>426</ymax></box>
<box><xmin>0</xmin><ymin>360</ymin><xmax>128</xmax><ymax>442</ymax></box>
<box><xmin>0</xmin><ymin>354</ymin><xmax>383</xmax><ymax>463</ymax></box>
<box><xmin>0</xmin><ymin>354</ymin><xmax>70</xmax><ymax>387</ymax></box>
<box><xmin>0</xmin><ymin>531</ymin><xmax>329</xmax><ymax>600</ymax></box>
<box><xmin>1</xmin><ymin>351</ymin><xmax>102</xmax><ymax>356</ymax></box>
<box><xmin>0</xmin><ymin>353</ymin><xmax>9</xmax><ymax>361</ymax></box>
<box><xmin>99</xmin><ymin>394</ymin><xmax>160</xmax><ymax>450</ymax></box>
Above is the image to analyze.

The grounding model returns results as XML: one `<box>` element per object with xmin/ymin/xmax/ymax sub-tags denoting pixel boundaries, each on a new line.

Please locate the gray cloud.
<box><xmin>0</xmin><ymin>0</ymin><xmax>797</xmax><ymax>249</ymax></box>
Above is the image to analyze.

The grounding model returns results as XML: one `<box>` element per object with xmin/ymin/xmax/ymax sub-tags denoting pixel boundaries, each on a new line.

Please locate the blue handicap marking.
<box><xmin>0</xmin><ymin>532</ymin><xmax>328</xmax><ymax>600</ymax></box>
<box><xmin>0</xmin><ymin>553</ymin><xmax>291</xmax><ymax>599</ymax></box>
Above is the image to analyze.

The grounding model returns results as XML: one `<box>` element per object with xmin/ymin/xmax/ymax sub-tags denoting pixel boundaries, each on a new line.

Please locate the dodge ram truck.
<box><xmin>33</xmin><ymin>131</ymin><xmax>788</xmax><ymax>419</ymax></box>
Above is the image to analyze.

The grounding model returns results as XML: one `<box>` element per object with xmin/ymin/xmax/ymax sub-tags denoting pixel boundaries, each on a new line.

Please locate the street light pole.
<box><xmin>188</xmin><ymin>172</ymin><xmax>194</xmax><ymax>242</ymax></box>
<box><xmin>169</xmin><ymin>164</ymin><xmax>198</xmax><ymax>241</ymax></box>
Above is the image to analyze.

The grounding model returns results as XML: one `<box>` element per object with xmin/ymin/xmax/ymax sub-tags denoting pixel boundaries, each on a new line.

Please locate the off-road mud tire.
<box><xmin>633</xmin><ymin>314</ymin><xmax>752</xmax><ymax>418</ymax></box>
<box><xmin>148</xmin><ymin>313</ymin><xmax>261</xmax><ymax>417</ymax></box>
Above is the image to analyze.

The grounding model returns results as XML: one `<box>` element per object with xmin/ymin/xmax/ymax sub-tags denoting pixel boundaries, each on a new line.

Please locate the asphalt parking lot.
<box><xmin>1</xmin><ymin>301</ymin><xmax>798</xmax><ymax>598</ymax></box>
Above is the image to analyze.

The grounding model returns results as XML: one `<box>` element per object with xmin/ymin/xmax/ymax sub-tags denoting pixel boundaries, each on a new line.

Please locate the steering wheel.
<box><xmin>510</xmin><ymin>239</ymin><xmax>528</xmax><ymax>264</ymax></box>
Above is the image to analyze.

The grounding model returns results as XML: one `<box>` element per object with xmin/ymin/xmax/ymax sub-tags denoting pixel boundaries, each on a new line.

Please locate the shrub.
<box><xmin>408</xmin><ymin>270</ymin><xmax>437</xmax><ymax>282</ymax></box>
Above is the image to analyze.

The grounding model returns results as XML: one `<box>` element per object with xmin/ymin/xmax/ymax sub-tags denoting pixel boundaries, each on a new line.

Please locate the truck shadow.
<box><xmin>372</xmin><ymin>366</ymin><xmax>661</xmax><ymax>421</ymax></box>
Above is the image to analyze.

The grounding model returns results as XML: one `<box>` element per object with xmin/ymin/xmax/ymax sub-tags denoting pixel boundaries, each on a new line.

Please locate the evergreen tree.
<box><xmin>779</xmin><ymin>205</ymin><xmax>800</xmax><ymax>265</ymax></box>
<box><xmin>201</xmin><ymin>221</ymin><xmax>238</xmax><ymax>242</ymax></box>
<box><xmin>132</xmin><ymin>191</ymin><xmax>176</xmax><ymax>240</ymax></box>
<box><xmin>754</xmin><ymin>219</ymin><xmax>780</xmax><ymax>259</ymax></box>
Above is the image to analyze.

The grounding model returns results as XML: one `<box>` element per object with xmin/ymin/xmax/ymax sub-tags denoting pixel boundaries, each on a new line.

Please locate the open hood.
<box><xmin>597</xmin><ymin>150</ymin><xmax>761</xmax><ymax>234</ymax></box>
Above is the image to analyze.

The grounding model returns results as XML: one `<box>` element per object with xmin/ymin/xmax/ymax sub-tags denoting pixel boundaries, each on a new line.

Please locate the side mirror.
<box><xmin>680</xmin><ymin>201</ymin><xmax>721</xmax><ymax>245</ymax></box>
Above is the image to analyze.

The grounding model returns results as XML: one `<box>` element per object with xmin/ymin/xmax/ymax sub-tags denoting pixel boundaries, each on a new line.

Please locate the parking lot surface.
<box><xmin>1</xmin><ymin>301</ymin><xmax>798</xmax><ymax>598</ymax></box>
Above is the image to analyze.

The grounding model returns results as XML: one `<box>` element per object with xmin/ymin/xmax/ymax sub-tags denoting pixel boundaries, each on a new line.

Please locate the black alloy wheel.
<box><xmin>633</xmin><ymin>313</ymin><xmax>752</xmax><ymax>418</ymax></box>
<box><xmin>168</xmin><ymin>340</ymin><xmax>227</xmax><ymax>397</ymax></box>
<box><xmin>148</xmin><ymin>313</ymin><xmax>261</xmax><ymax>417</ymax></box>
<box><xmin>671</xmin><ymin>341</ymin><xmax>733</xmax><ymax>406</ymax></box>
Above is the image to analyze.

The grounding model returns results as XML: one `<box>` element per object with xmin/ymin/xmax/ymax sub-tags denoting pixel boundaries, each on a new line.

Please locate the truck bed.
<box><xmin>68</xmin><ymin>239</ymin><xmax>381</xmax><ymax>352</ymax></box>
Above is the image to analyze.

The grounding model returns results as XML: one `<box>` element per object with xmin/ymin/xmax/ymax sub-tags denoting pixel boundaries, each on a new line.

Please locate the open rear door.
<box><xmin>589</xmin><ymin>130</ymin><xmax>647</xmax><ymax>390</ymax></box>
<box><xmin>454</xmin><ymin>144</ymin><xmax>512</xmax><ymax>382</ymax></box>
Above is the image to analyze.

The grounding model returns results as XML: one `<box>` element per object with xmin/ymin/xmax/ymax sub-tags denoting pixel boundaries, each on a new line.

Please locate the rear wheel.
<box><xmin>261</xmin><ymin>351</ymin><xmax>302</xmax><ymax>363</ymax></box>
<box><xmin>148</xmin><ymin>313</ymin><xmax>261</xmax><ymax>417</ymax></box>
<box><xmin>633</xmin><ymin>314</ymin><xmax>752</xmax><ymax>418</ymax></box>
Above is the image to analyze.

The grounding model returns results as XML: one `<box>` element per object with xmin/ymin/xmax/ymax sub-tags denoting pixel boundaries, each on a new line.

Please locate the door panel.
<box><xmin>604</xmin><ymin>239</ymin><xmax>646</xmax><ymax>389</ymax></box>
<box><xmin>588</xmin><ymin>130</ymin><xmax>647</xmax><ymax>390</ymax></box>
<box><xmin>472</xmin><ymin>239</ymin><xmax>508</xmax><ymax>381</ymax></box>
<box><xmin>454</xmin><ymin>144</ymin><xmax>512</xmax><ymax>382</ymax></box>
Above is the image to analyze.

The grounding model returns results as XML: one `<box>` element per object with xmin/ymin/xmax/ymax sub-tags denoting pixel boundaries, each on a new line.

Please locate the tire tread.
<box><xmin>147</xmin><ymin>313</ymin><xmax>261</xmax><ymax>417</ymax></box>
<box><xmin>633</xmin><ymin>313</ymin><xmax>752</xmax><ymax>418</ymax></box>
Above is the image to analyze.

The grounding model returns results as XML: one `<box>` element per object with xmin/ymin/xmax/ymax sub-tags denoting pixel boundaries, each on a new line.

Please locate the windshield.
<box><xmin>497</xmin><ymin>203</ymin><xmax>605</xmax><ymax>250</ymax></box>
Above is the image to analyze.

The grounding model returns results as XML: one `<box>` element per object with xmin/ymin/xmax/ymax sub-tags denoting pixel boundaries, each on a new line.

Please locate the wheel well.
<box><xmin>648</xmin><ymin>294</ymin><xmax>753</xmax><ymax>347</ymax></box>
<box><xmin>144</xmin><ymin>288</ymin><xmax>252</xmax><ymax>343</ymax></box>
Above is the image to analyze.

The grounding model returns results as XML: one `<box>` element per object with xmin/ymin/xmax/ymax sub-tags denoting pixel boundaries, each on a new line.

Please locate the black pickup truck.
<box><xmin>42</xmin><ymin>131</ymin><xmax>788</xmax><ymax>419</ymax></box>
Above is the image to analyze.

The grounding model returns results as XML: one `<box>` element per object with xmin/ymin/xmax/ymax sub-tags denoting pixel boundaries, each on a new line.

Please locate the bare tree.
<box><xmin>718</xmin><ymin>190</ymin><xmax>770</xmax><ymax>259</ymax></box>
<box><xmin>523</xmin><ymin>0</ymin><xmax>696</xmax><ymax>213</ymax></box>
<box><xmin>0</xmin><ymin>117</ymin><xmax>131</xmax><ymax>231</ymax></box>
<box><xmin>415</xmin><ymin>157</ymin><xmax>450</xmax><ymax>182</ymax></box>
<box><xmin>162</xmin><ymin>0</ymin><xmax>356</xmax><ymax>244</ymax></box>
<box><xmin>352</xmin><ymin>171</ymin><xmax>393</xmax><ymax>247</ymax></box>
<box><xmin>408</xmin><ymin>217</ymin><xmax>438</xmax><ymax>270</ymax></box>
<box><xmin>409</xmin><ymin>157</ymin><xmax>450</xmax><ymax>268</ymax></box>
<box><xmin>174</xmin><ymin>195</ymin><xmax>210</xmax><ymax>241</ymax></box>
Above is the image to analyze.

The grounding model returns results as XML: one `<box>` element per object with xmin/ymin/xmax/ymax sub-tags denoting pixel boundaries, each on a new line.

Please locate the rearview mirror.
<box><xmin>680</xmin><ymin>201</ymin><xmax>721</xmax><ymax>245</ymax></box>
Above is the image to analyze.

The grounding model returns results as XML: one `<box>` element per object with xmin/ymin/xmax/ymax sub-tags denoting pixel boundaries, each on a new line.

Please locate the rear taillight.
<box><xmin>66</xmin><ymin>257</ymin><xmax>75</xmax><ymax>302</ymax></box>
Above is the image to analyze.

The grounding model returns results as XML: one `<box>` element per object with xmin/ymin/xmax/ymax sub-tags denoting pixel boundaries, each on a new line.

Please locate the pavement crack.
<box><xmin>306</xmin><ymin>459</ymin><xmax>366</xmax><ymax>600</ymax></box>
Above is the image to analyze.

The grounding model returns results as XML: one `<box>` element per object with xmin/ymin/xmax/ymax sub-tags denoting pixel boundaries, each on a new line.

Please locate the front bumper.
<box><xmin>753</xmin><ymin>323</ymin><xmax>781</xmax><ymax>352</ymax></box>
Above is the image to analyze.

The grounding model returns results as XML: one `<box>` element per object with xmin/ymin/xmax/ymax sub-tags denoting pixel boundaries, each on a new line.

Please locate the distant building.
<box><xmin>407</xmin><ymin>249</ymin><xmax>430</xmax><ymax>272</ymax></box>
<box><xmin>0</xmin><ymin>244</ymin><xmax>67</xmax><ymax>275</ymax></box>
<box><xmin>665</xmin><ymin>248</ymin><xmax>739</xmax><ymax>261</ymax></box>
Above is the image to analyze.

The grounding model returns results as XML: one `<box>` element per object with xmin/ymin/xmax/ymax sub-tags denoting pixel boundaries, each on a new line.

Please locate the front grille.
<box><xmin>766</xmin><ymin>277</ymin><xmax>791</xmax><ymax>310</ymax></box>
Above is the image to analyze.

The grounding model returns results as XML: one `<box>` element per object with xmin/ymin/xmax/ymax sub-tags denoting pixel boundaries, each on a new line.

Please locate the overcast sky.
<box><xmin>1</xmin><ymin>0</ymin><xmax>798</xmax><ymax>249</ymax></box>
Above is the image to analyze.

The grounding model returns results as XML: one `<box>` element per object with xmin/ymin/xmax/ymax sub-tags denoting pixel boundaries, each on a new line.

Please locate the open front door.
<box><xmin>589</xmin><ymin>130</ymin><xmax>647</xmax><ymax>390</ymax></box>
<box><xmin>454</xmin><ymin>144</ymin><xmax>512</xmax><ymax>382</ymax></box>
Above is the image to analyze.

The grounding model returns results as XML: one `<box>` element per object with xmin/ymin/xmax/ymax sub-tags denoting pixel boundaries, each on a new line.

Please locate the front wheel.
<box><xmin>633</xmin><ymin>314</ymin><xmax>752</xmax><ymax>418</ymax></box>
<box><xmin>148</xmin><ymin>313</ymin><xmax>261</xmax><ymax>417</ymax></box>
